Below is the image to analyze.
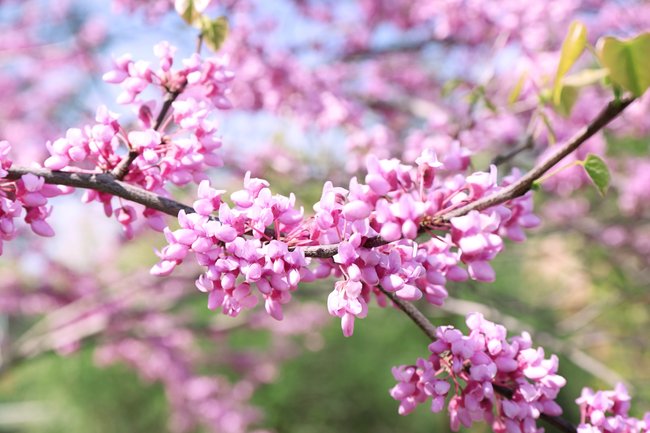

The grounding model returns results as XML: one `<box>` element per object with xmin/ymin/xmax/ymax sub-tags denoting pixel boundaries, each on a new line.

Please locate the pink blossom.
<box><xmin>391</xmin><ymin>313</ymin><xmax>566</xmax><ymax>433</ymax></box>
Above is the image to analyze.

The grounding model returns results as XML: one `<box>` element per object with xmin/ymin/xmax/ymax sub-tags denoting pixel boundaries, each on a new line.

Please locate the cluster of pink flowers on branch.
<box><xmin>390</xmin><ymin>313</ymin><xmax>565</xmax><ymax>433</ymax></box>
<box><xmin>576</xmin><ymin>385</ymin><xmax>650</xmax><ymax>433</ymax></box>
<box><xmin>390</xmin><ymin>311</ymin><xmax>650</xmax><ymax>433</ymax></box>
<box><xmin>0</xmin><ymin>141</ymin><xmax>69</xmax><ymax>252</ymax></box>
<box><xmin>152</xmin><ymin>143</ymin><xmax>540</xmax><ymax>336</ymax></box>
<box><xmin>3</xmin><ymin>1</ymin><xmax>650</xmax><ymax>431</ymax></box>
<box><xmin>151</xmin><ymin>173</ymin><xmax>308</xmax><ymax>321</ymax></box>
<box><xmin>39</xmin><ymin>43</ymin><xmax>234</xmax><ymax>237</ymax></box>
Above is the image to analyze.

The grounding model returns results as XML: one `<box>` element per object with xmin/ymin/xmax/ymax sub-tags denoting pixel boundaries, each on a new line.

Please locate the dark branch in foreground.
<box><xmin>5</xmin><ymin>97</ymin><xmax>635</xmax><ymax>259</ymax></box>
<box><xmin>5</xmin><ymin>168</ymin><xmax>194</xmax><ymax>217</ymax></box>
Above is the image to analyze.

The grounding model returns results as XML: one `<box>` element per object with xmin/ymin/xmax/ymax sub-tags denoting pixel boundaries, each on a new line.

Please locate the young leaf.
<box><xmin>175</xmin><ymin>0</ymin><xmax>202</xmax><ymax>27</ymax></box>
<box><xmin>538</xmin><ymin>88</ymin><xmax>552</xmax><ymax>105</ymax></box>
<box><xmin>553</xmin><ymin>69</ymin><xmax>609</xmax><ymax>117</ymax></box>
<box><xmin>562</xmin><ymin>68</ymin><xmax>609</xmax><ymax>87</ymax></box>
<box><xmin>201</xmin><ymin>16</ymin><xmax>229</xmax><ymax>52</ymax></box>
<box><xmin>466</xmin><ymin>85</ymin><xmax>484</xmax><ymax>108</ymax></box>
<box><xmin>553</xmin><ymin>20</ymin><xmax>587</xmax><ymax>106</ymax></box>
<box><xmin>441</xmin><ymin>78</ymin><xmax>463</xmax><ymax>97</ymax></box>
<box><xmin>483</xmin><ymin>94</ymin><xmax>497</xmax><ymax>113</ymax></box>
<box><xmin>555</xmin><ymin>85</ymin><xmax>580</xmax><ymax>117</ymax></box>
<box><xmin>508</xmin><ymin>72</ymin><xmax>527</xmax><ymax>106</ymax></box>
<box><xmin>175</xmin><ymin>0</ymin><xmax>210</xmax><ymax>27</ymax></box>
<box><xmin>597</xmin><ymin>33</ymin><xmax>650</xmax><ymax>96</ymax></box>
<box><xmin>582</xmin><ymin>153</ymin><xmax>610</xmax><ymax>196</ymax></box>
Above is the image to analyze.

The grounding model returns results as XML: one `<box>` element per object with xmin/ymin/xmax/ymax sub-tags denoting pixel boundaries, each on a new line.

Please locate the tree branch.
<box><xmin>3</xmin><ymin>98</ymin><xmax>634</xmax><ymax>433</ymax></box>
<box><xmin>153</xmin><ymin>89</ymin><xmax>182</xmax><ymax>131</ymax></box>
<box><xmin>490</xmin><ymin>133</ymin><xmax>534</xmax><ymax>167</ymax></box>
<box><xmin>434</xmin><ymin>97</ymin><xmax>635</xmax><ymax>223</ymax></box>
<box><xmin>340</xmin><ymin>35</ymin><xmax>454</xmax><ymax>62</ymax></box>
<box><xmin>4</xmin><ymin>97</ymin><xmax>635</xmax><ymax>261</ymax></box>
<box><xmin>378</xmin><ymin>286</ymin><xmax>437</xmax><ymax>340</ymax></box>
<box><xmin>301</xmin><ymin>97</ymin><xmax>635</xmax><ymax>257</ymax></box>
<box><xmin>111</xmin><ymin>89</ymin><xmax>182</xmax><ymax>180</ymax></box>
<box><xmin>5</xmin><ymin>167</ymin><xmax>194</xmax><ymax>217</ymax></box>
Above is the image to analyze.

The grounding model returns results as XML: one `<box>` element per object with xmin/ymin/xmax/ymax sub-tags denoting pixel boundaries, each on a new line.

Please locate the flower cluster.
<box><xmin>0</xmin><ymin>141</ymin><xmax>69</xmax><ymax>254</ymax></box>
<box><xmin>40</xmin><ymin>43</ymin><xmax>234</xmax><ymax>237</ymax></box>
<box><xmin>152</xmin><ymin>147</ymin><xmax>541</xmax><ymax>336</ymax></box>
<box><xmin>576</xmin><ymin>384</ymin><xmax>650</xmax><ymax>433</ymax></box>
<box><xmin>151</xmin><ymin>175</ymin><xmax>311</xmax><ymax>320</ymax></box>
<box><xmin>308</xmin><ymin>150</ymin><xmax>538</xmax><ymax>334</ymax></box>
<box><xmin>390</xmin><ymin>313</ymin><xmax>566</xmax><ymax>433</ymax></box>
<box><xmin>44</xmin><ymin>106</ymin><xmax>120</xmax><ymax>172</ymax></box>
<box><xmin>104</xmin><ymin>41</ymin><xmax>233</xmax><ymax>110</ymax></box>
<box><xmin>6</xmin><ymin>1</ymin><xmax>650</xmax><ymax>433</ymax></box>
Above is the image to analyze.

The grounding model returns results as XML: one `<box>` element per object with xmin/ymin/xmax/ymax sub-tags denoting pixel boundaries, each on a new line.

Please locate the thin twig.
<box><xmin>339</xmin><ymin>35</ymin><xmax>454</xmax><ymax>62</ymax></box>
<box><xmin>111</xmin><ymin>150</ymin><xmax>139</xmax><ymax>180</ymax></box>
<box><xmin>377</xmin><ymin>286</ymin><xmax>437</xmax><ymax>340</ymax></box>
<box><xmin>196</xmin><ymin>33</ymin><xmax>204</xmax><ymax>54</ymax></box>
<box><xmin>111</xmin><ymin>89</ymin><xmax>182</xmax><ymax>180</ymax></box>
<box><xmin>490</xmin><ymin>134</ymin><xmax>534</xmax><ymax>166</ymax></box>
<box><xmin>434</xmin><ymin>97</ymin><xmax>634</xmax><ymax>224</ymax></box>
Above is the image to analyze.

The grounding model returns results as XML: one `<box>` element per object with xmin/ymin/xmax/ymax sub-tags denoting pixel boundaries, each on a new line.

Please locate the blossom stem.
<box><xmin>435</xmin><ymin>96</ymin><xmax>635</xmax><ymax>223</ymax></box>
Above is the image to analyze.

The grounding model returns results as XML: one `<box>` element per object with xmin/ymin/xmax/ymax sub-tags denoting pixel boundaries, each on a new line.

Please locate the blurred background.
<box><xmin>0</xmin><ymin>0</ymin><xmax>649</xmax><ymax>432</ymax></box>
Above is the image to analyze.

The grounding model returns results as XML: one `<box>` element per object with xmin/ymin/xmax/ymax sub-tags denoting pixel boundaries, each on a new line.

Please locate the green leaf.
<box><xmin>441</xmin><ymin>79</ymin><xmax>463</xmax><ymax>97</ymax></box>
<box><xmin>175</xmin><ymin>0</ymin><xmax>202</xmax><ymax>26</ymax></box>
<box><xmin>551</xmin><ymin>69</ymin><xmax>608</xmax><ymax>117</ymax></box>
<box><xmin>466</xmin><ymin>85</ymin><xmax>484</xmax><ymax>107</ymax></box>
<box><xmin>582</xmin><ymin>153</ymin><xmax>610</xmax><ymax>196</ymax></box>
<box><xmin>483</xmin><ymin>94</ymin><xmax>497</xmax><ymax>113</ymax></box>
<box><xmin>597</xmin><ymin>33</ymin><xmax>650</xmax><ymax>96</ymax></box>
<box><xmin>555</xmin><ymin>85</ymin><xmax>580</xmax><ymax>117</ymax></box>
<box><xmin>553</xmin><ymin>21</ymin><xmax>587</xmax><ymax>105</ymax></box>
<box><xmin>538</xmin><ymin>88</ymin><xmax>552</xmax><ymax>105</ymax></box>
<box><xmin>561</xmin><ymin>68</ymin><xmax>609</xmax><ymax>87</ymax></box>
<box><xmin>174</xmin><ymin>0</ymin><xmax>201</xmax><ymax>25</ymax></box>
<box><xmin>465</xmin><ymin>85</ymin><xmax>497</xmax><ymax>113</ymax></box>
<box><xmin>200</xmin><ymin>16</ymin><xmax>229</xmax><ymax>52</ymax></box>
<box><xmin>508</xmin><ymin>72</ymin><xmax>527</xmax><ymax>106</ymax></box>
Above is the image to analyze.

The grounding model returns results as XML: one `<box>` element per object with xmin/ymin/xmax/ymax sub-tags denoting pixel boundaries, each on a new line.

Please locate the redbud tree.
<box><xmin>1</xmin><ymin>1</ymin><xmax>649</xmax><ymax>432</ymax></box>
